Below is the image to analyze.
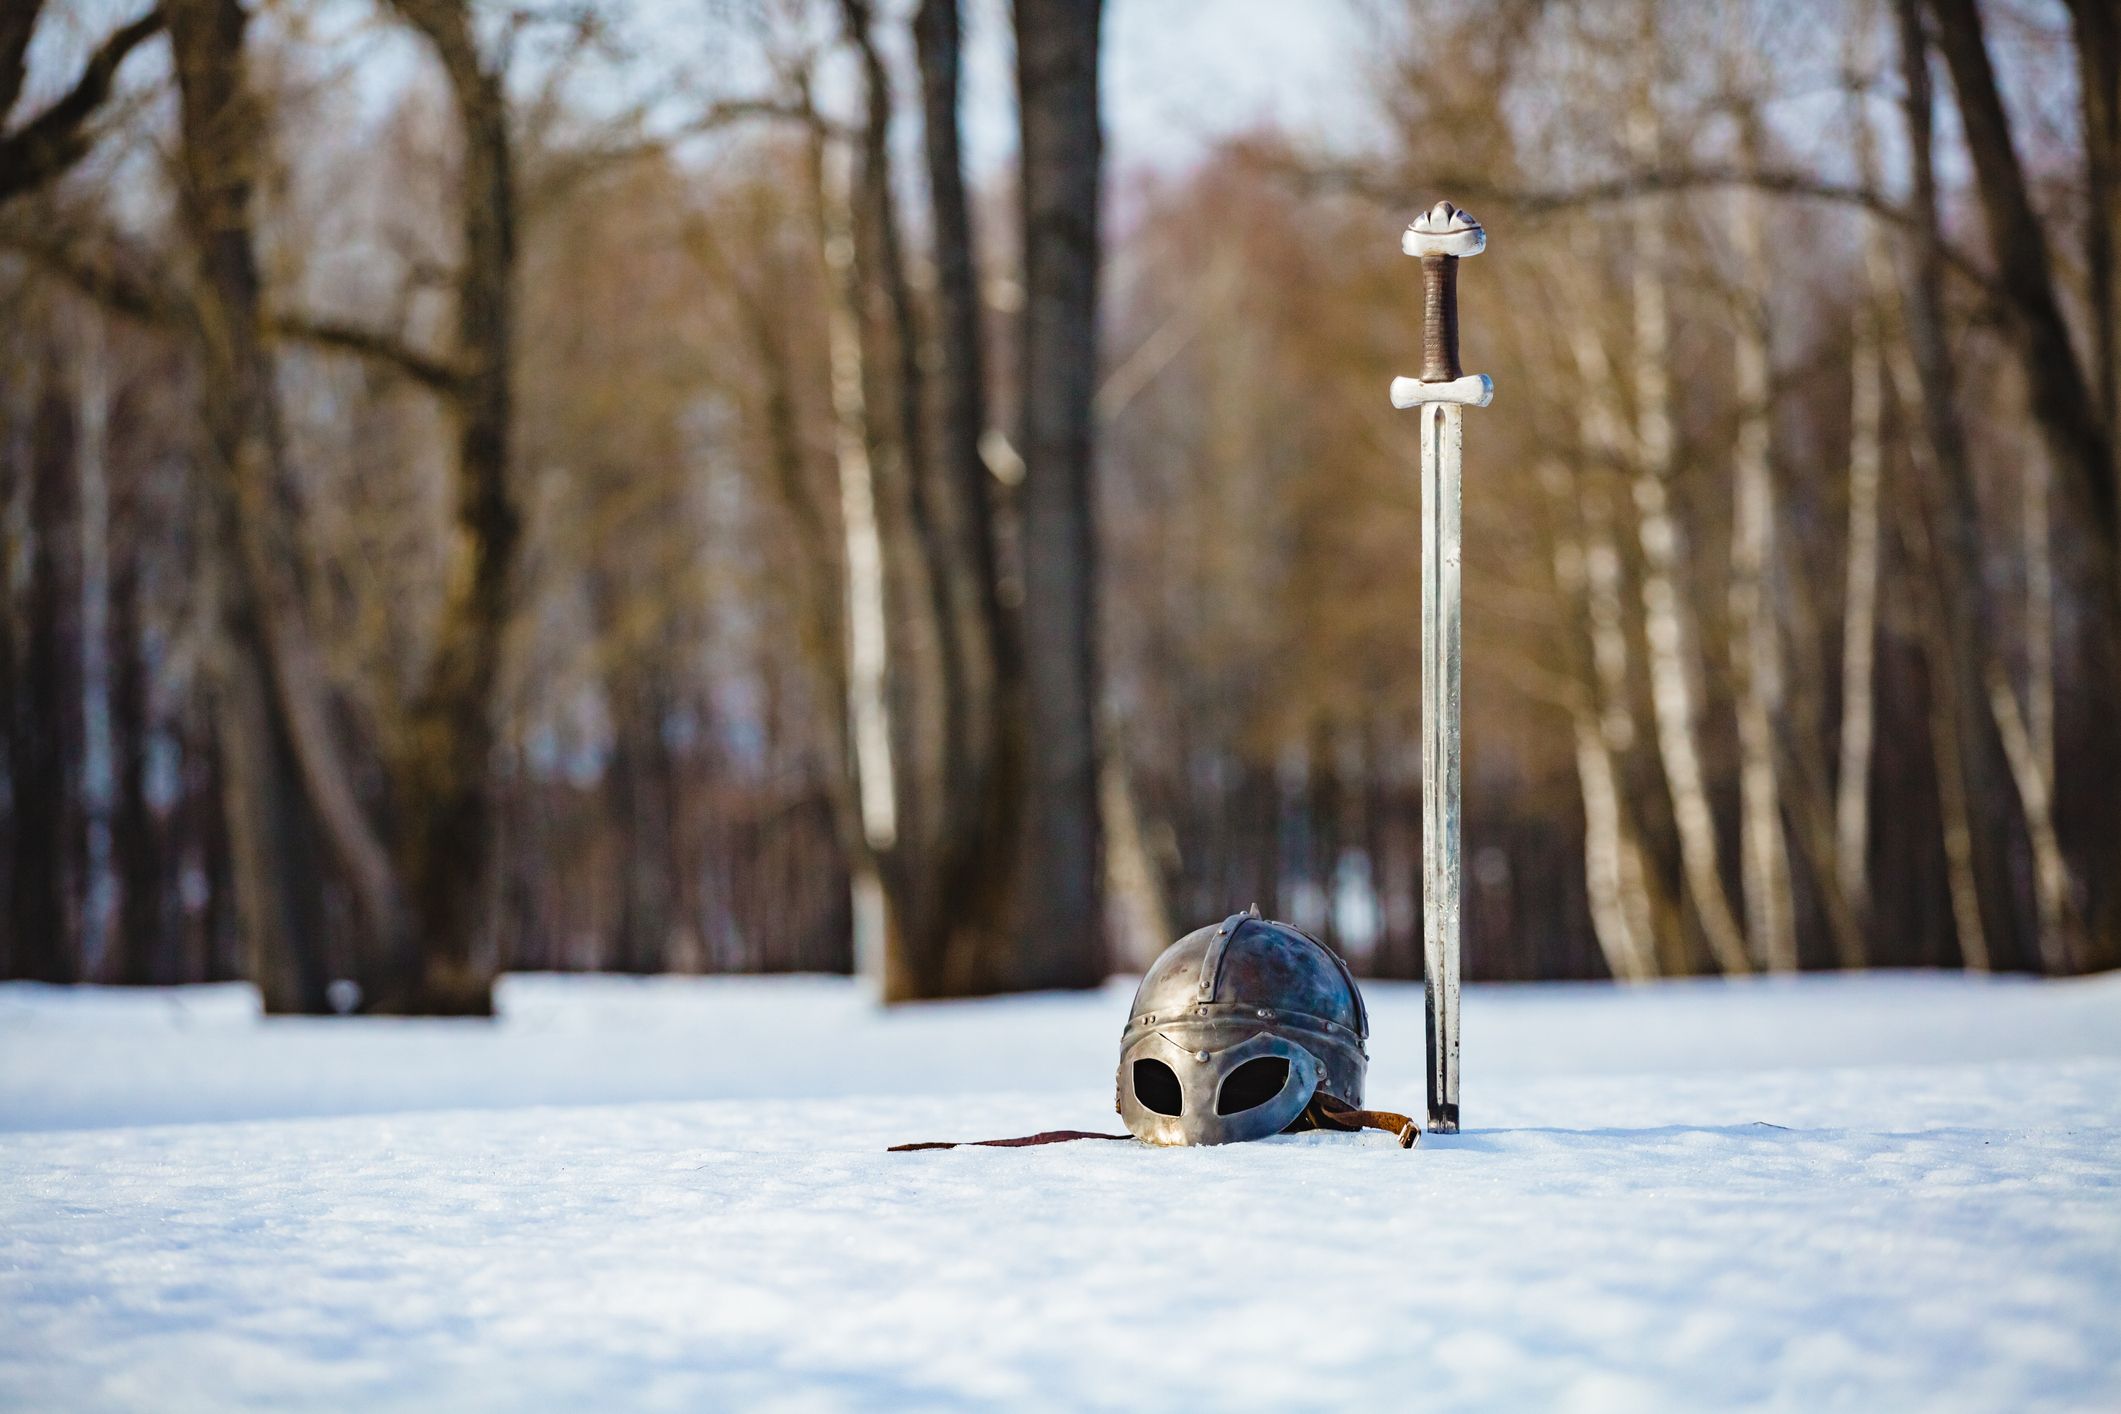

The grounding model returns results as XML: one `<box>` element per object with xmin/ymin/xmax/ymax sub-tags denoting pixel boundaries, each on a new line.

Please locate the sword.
<box><xmin>1391</xmin><ymin>201</ymin><xmax>1491</xmax><ymax>1135</ymax></box>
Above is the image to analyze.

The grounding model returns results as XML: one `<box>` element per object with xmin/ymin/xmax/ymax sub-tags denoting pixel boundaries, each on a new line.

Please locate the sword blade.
<box><xmin>1422</xmin><ymin>401</ymin><xmax>1463</xmax><ymax>1133</ymax></box>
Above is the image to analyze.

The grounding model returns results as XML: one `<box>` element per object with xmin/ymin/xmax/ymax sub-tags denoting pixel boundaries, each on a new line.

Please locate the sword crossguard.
<box><xmin>1395</xmin><ymin>200</ymin><xmax>1490</xmax><ymax>395</ymax></box>
<box><xmin>1391</xmin><ymin>374</ymin><xmax>1493</xmax><ymax>409</ymax></box>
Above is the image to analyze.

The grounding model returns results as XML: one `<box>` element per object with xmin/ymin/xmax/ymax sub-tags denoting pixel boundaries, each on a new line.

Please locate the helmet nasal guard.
<box><xmin>1117</xmin><ymin>909</ymin><xmax>1370</xmax><ymax>1146</ymax></box>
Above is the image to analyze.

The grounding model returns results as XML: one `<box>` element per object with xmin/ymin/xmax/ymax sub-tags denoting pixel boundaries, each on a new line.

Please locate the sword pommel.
<box><xmin>1402</xmin><ymin>201</ymin><xmax>1486</xmax><ymax>259</ymax></box>
<box><xmin>1403</xmin><ymin>202</ymin><xmax>1485</xmax><ymax>384</ymax></box>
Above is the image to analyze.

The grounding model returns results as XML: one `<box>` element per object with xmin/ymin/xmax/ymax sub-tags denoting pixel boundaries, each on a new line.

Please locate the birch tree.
<box><xmin>1726</xmin><ymin>96</ymin><xmax>1797</xmax><ymax>973</ymax></box>
<box><xmin>1836</xmin><ymin>21</ymin><xmax>1891</xmax><ymax>949</ymax></box>
<box><xmin>1628</xmin><ymin>99</ymin><xmax>1750</xmax><ymax>976</ymax></box>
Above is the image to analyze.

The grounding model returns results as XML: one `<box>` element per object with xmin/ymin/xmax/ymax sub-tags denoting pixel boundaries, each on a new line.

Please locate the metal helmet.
<box><xmin>1117</xmin><ymin>908</ymin><xmax>1370</xmax><ymax>1146</ymax></box>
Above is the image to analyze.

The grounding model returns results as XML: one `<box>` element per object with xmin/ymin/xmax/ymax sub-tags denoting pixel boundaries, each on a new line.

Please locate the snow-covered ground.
<box><xmin>2</xmin><ymin>971</ymin><xmax>2117</xmax><ymax>1411</ymax></box>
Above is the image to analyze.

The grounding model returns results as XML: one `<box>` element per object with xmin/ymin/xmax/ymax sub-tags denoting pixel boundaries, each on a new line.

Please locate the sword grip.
<box><xmin>1421</xmin><ymin>254</ymin><xmax>1461</xmax><ymax>383</ymax></box>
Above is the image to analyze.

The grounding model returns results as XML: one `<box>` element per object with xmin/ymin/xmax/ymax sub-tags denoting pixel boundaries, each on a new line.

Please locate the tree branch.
<box><xmin>3</xmin><ymin>225</ymin><xmax>465</xmax><ymax>395</ymax></box>
<box><xmin>0</xmin><ymin>0</ymin><xmax>44</xmax><ymax>126</ymax></box>
<box><xmin>1284</xmin><ymin>155</ymin><xmax>2013</xmax><ymax>315</ymax></box>
<box><xmin>0</xmin><ymin>8</ymin><xmax>165</xmax><ymax>205</ymax></box>
<box><xmin>271</xmin><ymin>312</ymin><xmax>465</xmax><ymax>395</ymax></box>
<box><xmin>525</xmin><ymin>95</ymin><xmax>844</xmax><ymax>211</ymax></box>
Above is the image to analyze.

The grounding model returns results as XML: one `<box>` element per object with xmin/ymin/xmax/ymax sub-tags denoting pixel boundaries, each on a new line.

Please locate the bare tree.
<box><xmin>808</xmin><ymin>115</ymin><xmax>898</xmax><ymax>981</ymax></box>
<box><xmin>2068</xmin><ymin>0</ymin><xmax>2117</xmax><ymax>456</ymax></box>
<box><xmin>1925</xmin><ymin>3</ymin><xmax>2116</xmax><ymax>753</ymax></box>
<box><xmin>167</xmin><ymin>0</ymin><xmax>342</xmax><ymax>1011</ymax></box>
<box><xmin>1012</xmin><ymin>0</ymin><xmax>1106</xmax><ymax>989</ymax></box>
<box><xmin>106</xmin><ymin>404</ymin><xmax>163</xmax><ymax>983</ymax></box>
<box><xmin>1627</xmin><ymin>96</ymin><xmax>1749</xmax><ymax>976</ymax></box>
<box><xmin>1837</xmin><ymin>239</ymin><xmax>1887</xmax><ymax>949</ymax></box>
<box><xmin>9</xmin><ymin>361</ymin><xmax>86</xmax><ymax>981</ymax></box>
<box><xmin>911</xmin><ymin>0</ymin><xmax>1032</xmax><ymax>995</ymax></box>
<box><xmin>1555</xmin><ymin>265</ymin><xmax>1663</xmax><ymax>978</ymax></box>
<box><xmin>1892</xmin><ymin>0</ymin><xmax>2026</xmax><ymax>969</ymax></box>
<box><xmin>375</xmin><ymin>0</ymin><xmax>524</xmax><ymax>1013</ymax></box>
<box><xmin>0</xmin><ymin>3</ymin><xmax>164</xmax><ymax>204</ymax></box>
<box><xmin>1726</xmin><ymin>80</ymin><xmax>1797</xmax><ymax>973</ymax></box>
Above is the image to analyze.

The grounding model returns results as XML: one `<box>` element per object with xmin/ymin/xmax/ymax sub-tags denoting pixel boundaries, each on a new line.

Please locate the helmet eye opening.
<box><xmin>1215</xmin><ymin>1056</ymin><xmax>1291</xmax><ymax>1116</ymax></box>
<box><xmin>1133</xmin><ymin>1058</ymin><xmax>1184</xmax><ymax>1116</ymax></box>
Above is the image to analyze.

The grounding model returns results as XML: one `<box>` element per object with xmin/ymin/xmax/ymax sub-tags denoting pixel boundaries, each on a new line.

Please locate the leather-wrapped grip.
<box><xmin>1422</xmin><ymin>253</ymin><xmax>1460</xmax><ymax>383</ymax></box>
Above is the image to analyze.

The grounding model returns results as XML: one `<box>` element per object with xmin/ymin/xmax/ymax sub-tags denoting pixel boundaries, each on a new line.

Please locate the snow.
<box><xmin>2</xmin><ymin>971</ymin><xmax>2118</xmax><ymax>1411</ymax></box>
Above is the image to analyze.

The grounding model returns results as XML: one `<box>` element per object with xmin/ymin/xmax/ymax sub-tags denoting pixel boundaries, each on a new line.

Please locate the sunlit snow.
<box><xmin>2</xmin><ymin>972</ymin><xmax>2117</xmax><ymax>1410</ymax></box>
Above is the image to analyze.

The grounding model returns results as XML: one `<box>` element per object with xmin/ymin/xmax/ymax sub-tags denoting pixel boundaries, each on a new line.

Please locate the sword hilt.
<box><xmin>1402</xmin><ymin>201</ymin><xmax>1486</xmax><ymax>386</ymax></box>
<box><xmin>1423</xmin><ymin>254</ymin><xmax>1460</xmax><ymax>381</ymax></box>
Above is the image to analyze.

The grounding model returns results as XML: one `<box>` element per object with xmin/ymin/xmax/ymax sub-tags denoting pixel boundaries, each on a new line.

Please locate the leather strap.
<box><xmin>888</xmin><ymin>1130</ymin><xmax>1133</xmax><ymax>1152</ymax></box>
<box><xmin>1292</xmin><ymin>1090</ymin><xmax>1421</xmax><ymax>1148</ymax></box>
<box><xmin>887</xmin><ymin>1088</ymin><xmax>1419</xmax><ymax>1152</ymax></box>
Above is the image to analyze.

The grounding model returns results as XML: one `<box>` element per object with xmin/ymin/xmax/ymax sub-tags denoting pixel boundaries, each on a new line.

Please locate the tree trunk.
<box><xmin>1836</xmin><ymin>39</ymin><xmax>1899</xmax><ymax>953</ymax></box>
<box><xmin>839</xmin><ymin>0</ymin><xmax>972</xmax><ymax>999</ymax></box>
<box><xmin>1934</xmin><ymin>2</ymin><xmax>2112</xmax><ymax>962</ymax></box>
<box><xmin>2068</xmin><ymin>0</ymin><xmax>2118</xmax><ymax>453</ymax></box>
<box><xmin>1835</xmin><ymin>263</ymin><xmax>1885</xmax><ymax>956</ymax></box>
<box><xmin>210</xmin><ymin>605</ymin><xmax>333</xmax><ymax>1010</ymax></box>
<box><xmin>0</xmin><ymin>402</ymin><xmax>16</xmax><ymax>974</ymax></box>
<box><xmin>168</xmin><ymin>0</ymin><xmax>349</xmax><ymax>1013</ymax></box>
<box><xmin>1541</xmin><ymin>456</ymin><xmax>1656</xmax><ymax>981</ymax></box>
<box><xmin>9</xmin><ymin>371</ymin><xmax>84</xmax><ymax>982</ymax></box>
<box><xmin>1927</xmin><ymin>0</ymin><xmax>2116</xmax><ymax>603</ymax></box>
<box><xmin>2012</xmin><ymin>441</ymin><xmax>2074</xmax><ymax>972</ymax></box>
<box><xmin>1012</xmin><ymin>0</ymin><xmax>1106</xmax><ymax>990</ymax></box>
<box><xmin>811</xmin><ymin>126</ymin><xmax>901</xmax><ymax>987</ymax></box>
<box><xmin>1725</xmin><ymin>166</ymin><xmax>1797</xmax><ymax>972</ymax></box>
<box><xmin>1893</xmin><ymin>0</ymin><xmax>2029</xmax><ymax>971</ymax></box>
<box><xmin>1556</xmin><ymin>296</ymin><xmax>1670</xmax><ymax>976</ymax></box>
<box><xmin>603</xmin><ymin>638</ymin><xmax>678</xmax><ymax>977</ymax></box>
<box><xmin>1626</xmin><ymin>104</ymin><xmax>1749</xmax><ymax>976</ymax></box>
<box><xmin>108</xmin><ymin>451</ymin><xmax>164</xmax><ymax>984</ymax></box>
<box><xmin>1987</xmin><ymin>665</ymin><xmax>2075</xmax><ymax>972</ymax></box>
<box><xmin>1101</xmin><ymin>746</ymin><xmax>1172</xmax><ymax>970</ymax></box>
<box><xmin>1898</xmin><ymin>499</ymin><xmax>1990</xmax><ymax>970</ymax></box>
<box><xmin>911</xmin><ymin>0</ymin><xmax>1031</xmax><ymax>997</ymax></box>
<box><xmin>1934</xmin><ymin>0</ymin><xmax>2120</xmax><ymax>960</ymax></box>
<box><xmin>382</xmin><ymin>0</ymin><xmax>522</xmax><ymax>1015</ymax></box>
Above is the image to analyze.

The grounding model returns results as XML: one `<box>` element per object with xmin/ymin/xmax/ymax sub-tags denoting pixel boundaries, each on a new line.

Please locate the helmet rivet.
<box><xmin>1258</xmin><ymin>1008</ymin><xmax>1273</xmax><ymax>1019</ymax></box>
<box><xmin>1193</xmin><ymin>1050</ymin><xmax>1210</xmax><ymax>1062</ymax></box>
<box><xmin>1195</xmin><ymin>1004</ymin><xmax>1207</xmax><ymax>1016</ymax></box>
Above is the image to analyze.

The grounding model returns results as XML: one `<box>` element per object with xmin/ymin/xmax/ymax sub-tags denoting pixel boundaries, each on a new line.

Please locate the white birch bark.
<box><xmin>2018</xmin><ymin>442</ymin><xmax>2070</xmax><ymax>971</ymax></box>
<box><xmin>1566</xmin><ymin>320</ymin><xmax>1662</xmax><ymax>971</ymax></box>
<box><xmin>1726</xmin><ymin>179</ymin><xmax>1797</xmax><ymax>972</ymax></box>
<box><xmin>1543</xmin><ymin>457</ymin><xmax>1656</xmax><ymax>982</ymax></box>
<box><xmin>1928</xmin><ymin>660</ymin><xmax>1991</xmax><ymax>971</ymax></box>
<box><xmin>1892</xmin><ymin>450</ymin><xmax>1992</xmax><ymax>971</ymax></box>
<box><xmin>1100</xmin><ymin>750</ymin><xmax>1172</xmax><ymax>972</ymax></box>
<box><xmin>1988</xmin><ymin>664</ymin><xmax>2073</xmax><ymax>972</ymax></box>
<box><xmin>1836</xmin><ymin>261</ymin><xmax>1885</xmax><ymax>941</ymax></box>
<box><xmin>1572</xmin><ymin>711</ymin><xmax>1654</xmax><ymax>981</ymax></box>
<box><xmin>2024</xmin><ymin>451</ymin><xmax>2054</xmax><ymax>783</ymax></box>
<box><xmin>816</xmin><ymin>137</ymin><xmax>897</xmax><ymax>984</ymax></box>
<box><xmin>1628</xmin><ymin>107</ymin><xmax>1751</xmax><ymax>975</ymax></box>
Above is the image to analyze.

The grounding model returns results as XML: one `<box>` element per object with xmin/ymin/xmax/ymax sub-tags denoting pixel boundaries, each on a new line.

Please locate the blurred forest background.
<box><xmin>1</xmin><ymin>0</ymin><xmax>2115</xmax><ymax>1013</ymax></box>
